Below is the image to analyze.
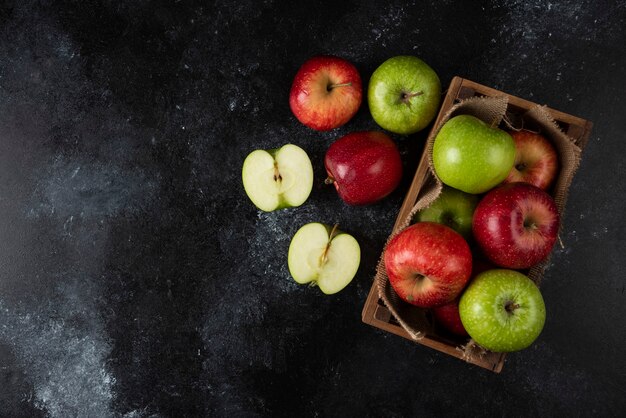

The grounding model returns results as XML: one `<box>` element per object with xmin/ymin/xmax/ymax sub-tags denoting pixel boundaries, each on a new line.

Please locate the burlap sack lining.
<box><xmin>375</xmin><ymin>95</ymin><xmax>583</xmax><ymax>359</ymax></box>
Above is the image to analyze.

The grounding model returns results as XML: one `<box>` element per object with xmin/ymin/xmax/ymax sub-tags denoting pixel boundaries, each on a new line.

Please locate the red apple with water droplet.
<box><xmin>384</xmin><ymin>222</ymin><xmax>472</xmax><ymax>308</ymax></box>
<box><xmin>289</xmin><ymin>55</ymin><xmax>362</xmax><ymax>131</ymax></box>
<box><xmin>324</xmin><ymin>131</ymin><xmax>402</xmax><ymax>205</ymax></box>
<box><xmin>472</xmin><ymin>182</ymin><xmax>560</xmax><ymax>269</ymax></box>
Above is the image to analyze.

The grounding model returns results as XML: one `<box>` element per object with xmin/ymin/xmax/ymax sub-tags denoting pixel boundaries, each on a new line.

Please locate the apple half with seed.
<box><xmin>288</xmin><ymin>223</ymin><xmax>360</xmax><ymax>294</ymax></box>
<box><xmin>242</xmin><ymin>144</ymin><xmax>313</xmax><ymax>212</ymax></box>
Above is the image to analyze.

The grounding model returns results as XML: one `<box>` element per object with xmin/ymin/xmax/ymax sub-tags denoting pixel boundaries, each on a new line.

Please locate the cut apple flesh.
<box><xmin>288</xmin><ymin>223</ymin><xmax>360</xmax><ymax>295</ymax></box>
<box><xmin>242</xmin><ymin>144</ymin><xmax>313</xmax><ymax>212</ymax></box>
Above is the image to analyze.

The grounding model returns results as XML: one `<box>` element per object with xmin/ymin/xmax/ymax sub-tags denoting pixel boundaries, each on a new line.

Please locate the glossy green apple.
<box><xmin>459</xmin><ymin>269</ymin><xmax>546</xmax><ymax>352</ymax></box>
<box><xmin>433</xmin><ymin>115</ymin><xmax>515</xmax><ymax>194</ymax></box>
<box><xmin>288</xmin><ymin>223</ymin><xmax>360</xmax><ymax>295</ymax></box>
<box><xmin>412</xmin><ymin>186</ymin><xmax>478</xmax><ymax>240</ymax></box>
<box><xmin>368</xmin><ymin>56</ymin><xmax>441</xmax><ymax>135</ymax></box>
<box><xmin>242</xmin><ymin>144</ymin><xmax>313</xmax><ymax>212</ymax></box>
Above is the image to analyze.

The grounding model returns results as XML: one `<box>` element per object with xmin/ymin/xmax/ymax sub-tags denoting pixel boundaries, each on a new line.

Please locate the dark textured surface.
<box><xmin>0</xmin><ymin>0</ymin><xmax>625</xmax><ymax>416</ymax></box>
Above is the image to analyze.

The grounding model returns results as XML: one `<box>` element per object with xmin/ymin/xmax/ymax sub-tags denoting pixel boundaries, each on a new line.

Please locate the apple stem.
<box><xmin>505</xmin><ymin>302</ymin><xmax>520</xmax><ymax>313</ymax></box>
<box><xmin>490</xmin><ymin>116</ymin><xmax>499</xmax><ymax>128</ymax></box>
<box><xmin>327</xmin><ymin>82</ymin><xmax>352</xmax><ymax>91</ymax></box>
<box><xmin>328</xmin><ymin>223</ymin><xmax>339</xmax><ymax>241</ymax></box>
<box><xmin>523</xmin><ymin>217</ymin><xmax>538</xmax><ymax>230</ymax></box>
<box><xmin>401</xmin><ymin>91</ymin><xmax>423</xmax><ymax>104</ymax></box>
<box><xmin>324</xmin><ymin>177</ymin><xmax>334</xmax><ymax>185</ymax></box>
<box><xmin>320</xmin><ymin>224</ymin><xmax>340</xmax><ymax>266</ymax></box>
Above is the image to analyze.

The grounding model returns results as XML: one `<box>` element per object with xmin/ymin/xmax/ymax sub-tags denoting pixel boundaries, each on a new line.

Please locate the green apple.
<box><xmin>288</xmin><ymin>223</ymin><xmax>360</xmax><ymax>295</ymax></box>
<box><xmin>459</xmin><ymin>269</ymin><xmax>546</xmax><ymax>352</ymax></box>
<box><xmin>368</xmin><ymin>56</ymin><xmax>441</xmax><ymax>135</ymax></box>
<box><xmin>242</xmin><ymin>144</ymin><xmax>313</xmax><ymax>212</ymax></box>
<box><xmin>412</xmin><ymin>186</ymin><xmax>478</xmax><ymax>239</ymax></box>
<box><xmin>433</xmin><ymin>115</ymin><xmax>516</xmax><ymax>194</ymax></box>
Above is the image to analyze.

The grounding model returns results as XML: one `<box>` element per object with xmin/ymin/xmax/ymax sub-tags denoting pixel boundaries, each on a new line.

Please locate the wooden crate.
<box><xmin>361</xmin><ymin>76</ymin><xmax>593</xmax><ymax>373</ymax></box>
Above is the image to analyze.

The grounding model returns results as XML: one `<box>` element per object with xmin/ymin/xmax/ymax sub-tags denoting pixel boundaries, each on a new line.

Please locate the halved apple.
<box><xmin>242</xmin><ymin>144</ymin><xmax>313</xmax><ymax>212</ymax></box>
<box><xmin>288</xmin><ymin>223</ymin><xmax>360</xmax><ymax>294</ymax></box>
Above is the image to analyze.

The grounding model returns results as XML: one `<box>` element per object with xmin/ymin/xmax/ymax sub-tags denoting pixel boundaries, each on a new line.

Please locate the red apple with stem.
<box><xmin>473</xmin><ymin>182</ymin><xmax>560</xmax><ymax>269</ymax></box>
<box><xmin>503</xmin><ymin>130</ymin><xmax>559</xmax><ymax>190</ymax></box>
<box><xmin>324</xmin><ymin>131</ymin><xmax>402</xmax><ymax>205</ymax></box>
<box><xmin>384</xmin><ymin>222</ymin><xmax>472</xmax><ymax>308</ymax></box>
<box><xmin>289</xmin><ymin>55</ymin><xmax>362</xmax><ymax>131</ymax></box>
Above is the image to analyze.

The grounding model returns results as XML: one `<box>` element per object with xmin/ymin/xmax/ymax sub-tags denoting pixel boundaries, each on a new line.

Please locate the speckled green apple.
<box><xmin>288</xmin><ymin>223</ymin><xmax>360</xmax><ymax>295</ymax></box>
<box><xmin>459</xmin><ymin>269</ymin><xmax>546</xmax><ymax>352</ymax></box>
<box><xmin>368</xmin><ymin>56</ymin><xmax>441</xmax><ymax>135</ymax></box>
<box><xmin>413</xmin><ymin>186</ymin><xmax>478</xmax><ymax>240</ymax></box>
<box><xmin>242</xmin><ymin>144</ymin><xmax>313</xmax><ymax>212</ymax></box>
<box><xmin>433</xmin><ymin>115</ymin><xmax>516</xmax><ymax>194</ymax></box>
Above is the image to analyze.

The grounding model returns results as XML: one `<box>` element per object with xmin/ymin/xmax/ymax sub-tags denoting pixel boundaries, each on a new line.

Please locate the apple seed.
<box><xmin>273</xmin><ymin>162</ymin><xmax>283</xmax><ymax>182</ymax></box>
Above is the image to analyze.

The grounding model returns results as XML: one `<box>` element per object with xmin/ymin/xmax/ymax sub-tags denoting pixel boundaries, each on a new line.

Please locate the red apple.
<box><xmin>432</xmin><ymin>298</ymin><xmax>468</xmax><ymax>337</ymax></box>
<box><xmin>289</xmin><ymin>55</ymin><xmax>362</xmax><ymax>131</ymax></box>
<box><xmin>384</xmin><ymin>222</ymin><xmax>472</xmax><ymax>308</ymax></box>
<box><xmin>325</xmin><ymin>131</ymin><xmax>402</xmax><ymax>205</ymax></box>
<box><xmin>473</xmin><ymin>182</ymin><xmax>560</xmax><ymax>269</ymax></box>
<box><xmin>503</xmin><ymin>130</ymin><xmax>559</xmax><ymax>190</ymax></box>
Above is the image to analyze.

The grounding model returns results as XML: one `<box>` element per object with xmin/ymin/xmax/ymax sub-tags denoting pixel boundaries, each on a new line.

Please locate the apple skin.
<box><xmin>503</xmin><ymin>130</ymin><xmax>559</xmax><ymax>190</ymax></box>
<box><xmin>432</xmin><ymin>298</ymin><xmax>468</xmax><ymax>337</ymax></box>
<box><xmin>459</xmin><ymin>269</ymin><xmax>546</xmax><ymax>352</ymax></box>
<box><xmin>289</xmin><ymin>55</ymin><xmax>362</xmax><ymax>131</ymax></box>
<box><xmin>472</xmin><ymin>182</ymin><xmax>560</xmax><ymax>269</ymax></box>
<box><xmin>433</xmin><ymin>115</ymin><xmax>516</xmax><ymax>194</ymax></box>
<box><xmin>413</xmin><ymin>186</ymin><xmax>478</xmax><ymax>240</ymax></box>
<box><xmin>368</xmin><ymin>56</ymin><xmax>441</xmax><ymax>135</ymax></box>
<box><xmin>384</xmin><ymin>222</ymin><xmax>472</xmax><ymax>308</ymax></box>
<box><xmin>325</xmin><ymin>131</ymin><xmax>402</xmax><ymax>205</ymax></box>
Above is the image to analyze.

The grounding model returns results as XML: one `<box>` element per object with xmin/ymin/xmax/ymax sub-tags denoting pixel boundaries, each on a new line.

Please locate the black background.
<box><xmin>1</xmin><ymin>1</ymin><xmax>625</xmax><ymax>417</ymax></box>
